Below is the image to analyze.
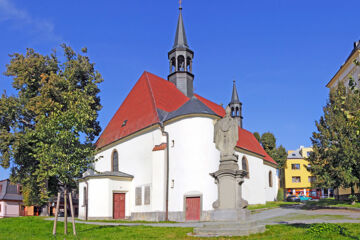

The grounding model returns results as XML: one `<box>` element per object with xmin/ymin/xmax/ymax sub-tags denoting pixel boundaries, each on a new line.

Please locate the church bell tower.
<box><xmin>168</xmin><ymin>4</ymin><xmax>194</xmax><ymax>97</ymax></box>
<box><xmin>228</xmin><ymin>81</ymin><xmax>243</xmax><ymax>128</ymax></box>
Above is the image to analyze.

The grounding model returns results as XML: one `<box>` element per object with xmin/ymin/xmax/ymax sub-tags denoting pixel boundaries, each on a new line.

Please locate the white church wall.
<box><xmin>165</xmin><ymin>117</ymin><xmax>219</xmax><ymax>212</ymax></box>
<box><xmin>237</xmin><ymin>153</ymin><xmax>266</xmax><ymax>204</ymax></box>
<box><xmin>79</xmin><ymin>178</ymin><xmax>133</xmax><ymax>219</ymax></box>
<box><xmin>263</xmin><ymin>164</ymin><xmax>279</xmax><ymax>202</ymax></box>
<box><xmin>151</xmin><ymin>150</ymin><xmax>166</xmax><ymax>212</ymax></box>
<box><xmin>91</xmin><ymin>128</ymin><xmax>164</xmax><ymax>214</ymax></box>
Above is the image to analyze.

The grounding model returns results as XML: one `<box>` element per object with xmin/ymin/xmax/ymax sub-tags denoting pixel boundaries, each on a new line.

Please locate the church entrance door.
<box><xmin>113</xmin><ymin>193</ymin><xmax>125</xmax><ymax>219</ymax></box>
<box><xmin>185</xmin><ymin>197</ymin><xmax>200</xmax><ymax>221</ymax></box>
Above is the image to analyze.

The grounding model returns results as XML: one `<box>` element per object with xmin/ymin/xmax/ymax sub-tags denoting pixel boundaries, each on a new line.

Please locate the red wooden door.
<box><xmin>113</xmin><ymin>193</ymin><xmax>125</xmax><ymax>219</ymax></box>
<box><xmin>185</xmin><ymin>197</ymin><xmax>200</xmax><ymax>221</ymax></box>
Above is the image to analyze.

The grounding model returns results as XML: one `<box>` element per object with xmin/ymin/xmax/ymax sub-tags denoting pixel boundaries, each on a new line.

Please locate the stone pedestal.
<box><xmin>195</xmin><ymin>154</ymin><xmax>265</xmax><ymax>237</ymax></box>
<box><xmin>209</xmin><ymin>154</ymin><xmax>248</xmax><ymax>220</ymax></box>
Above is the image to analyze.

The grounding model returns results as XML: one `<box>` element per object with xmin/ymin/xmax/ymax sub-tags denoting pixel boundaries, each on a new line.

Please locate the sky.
<box><xmin>0</xmin><ymin>0</ymin><xmax>359</xmax><ymax>179</ymax></box>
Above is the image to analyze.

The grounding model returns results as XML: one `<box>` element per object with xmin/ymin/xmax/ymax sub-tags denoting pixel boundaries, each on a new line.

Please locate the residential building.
<box><xmin>0</xmin><ymin>179</ymin><xmax>24</xmax><ymax>218</ymax></box>
<box><xmin>326</xmin><ymin>41</ymin><xmax>360</xmax><ymax>89</ymax></box>
<box><xmin>78</xmin><ymin>6</ymin><xmax>279</xmax><ymax>222</ymax></box>
<box><xmin>284</xmin><ymin>146</ymin><xmax>332</xmax><ymax>199</ymax></box>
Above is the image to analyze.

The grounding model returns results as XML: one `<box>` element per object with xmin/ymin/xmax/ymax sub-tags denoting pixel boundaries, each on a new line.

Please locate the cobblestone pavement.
<box><xmin>46</xmin><ymin>206</ymin><xmax>360</xmax><ymax>228</ymax></box>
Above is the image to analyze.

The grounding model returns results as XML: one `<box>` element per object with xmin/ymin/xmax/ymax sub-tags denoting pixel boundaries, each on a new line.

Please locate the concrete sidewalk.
<box><xmin>46</xmin><ymin>207</ymin><xmax>360</xmax><ymax>228</ymax></box>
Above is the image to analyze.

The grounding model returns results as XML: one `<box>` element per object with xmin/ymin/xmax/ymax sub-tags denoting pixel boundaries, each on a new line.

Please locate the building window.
<box><xmin>308</xmin><ymin>176</ymin><xmax>316</xmax><ymax>183</ymax></box>
<box><xmin>241</xmin><ymin>156</ymin><xmax>249</xmax><ymax>178</ymax></box>
<box><xmin>83</xmin><ymin>187</ymin><xmax>87</xmax><ymax>206</ymax></box>
<box><xmin>269</xmin><ymin>171</ymin><xmax>273</xmax><ymax>187</ymax></box>
<box><xmin>112</xmin><ymin>150</ymin><xmax>119</xmax><ymax>172</ymax></box>
<box><xmin>0</xmin><ymin>185</ymin><xmax>2</xmax><ymax>192</ymax></box>
<box><xmin>135</xmin><ymin>187</ymin><xmax>142</xmax><ymax>206</ymax></box>
<box><xmin>144</xmin><ymin>186</ymin><xmax>150</xmax><ymax>205</ymax></box>
<box><xmin>292</xmin><ymin>176</ymin><xmax>301</xmax><ymax>183</ymax></box>
<box><xmin>291</xmin><ymin>164</ymin><xmax>300</xmax><ymax>170</ymax></box>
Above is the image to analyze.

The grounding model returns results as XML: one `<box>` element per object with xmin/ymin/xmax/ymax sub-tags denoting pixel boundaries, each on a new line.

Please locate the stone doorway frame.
<box><xmin>183</xmin><ymin>192</ymin><xmax>203</xmax><ymax>221</ymax></box>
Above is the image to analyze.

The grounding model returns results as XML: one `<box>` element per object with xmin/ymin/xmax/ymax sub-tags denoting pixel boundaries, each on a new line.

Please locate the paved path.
<box><xmin>46</xmin><ymin>207</ymin><xmax>360</xmax><ymax>228</ymax></box>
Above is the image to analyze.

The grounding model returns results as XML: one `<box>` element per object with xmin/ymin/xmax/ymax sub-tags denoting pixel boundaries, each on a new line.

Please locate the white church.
<box><xmin>78</xmin><ymin>6</ymin><xmax>279</xmax><ymax>222</ymax></box>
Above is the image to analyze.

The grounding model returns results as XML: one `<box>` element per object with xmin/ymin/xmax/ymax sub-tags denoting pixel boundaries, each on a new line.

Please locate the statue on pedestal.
<box><xmin>214</xmin><ymin>106</ymin><xmax>239</xmax><ymax>159</ymax></box>
<box><xmin>210</xmin><ymin>106</ymin><xmax>248</xmax><ymax>220</ymax></box>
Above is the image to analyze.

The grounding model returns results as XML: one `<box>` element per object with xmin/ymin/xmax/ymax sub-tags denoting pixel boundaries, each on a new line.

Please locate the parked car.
<box><xmin>286</xmin><ymin>195</ymin><xmax>300</xmax><ymax>202</ymax></box>
<box><xmin>299</xmin><ymin>195</ymin><xmax>312</xmax><ymax>201</ymax></box>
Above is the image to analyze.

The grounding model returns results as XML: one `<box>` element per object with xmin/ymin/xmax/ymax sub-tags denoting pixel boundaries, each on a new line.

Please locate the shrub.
<box><xmin>306</xmin><ymin>223</ymin><xmax>349</xmax><ymax>236</ymax></box>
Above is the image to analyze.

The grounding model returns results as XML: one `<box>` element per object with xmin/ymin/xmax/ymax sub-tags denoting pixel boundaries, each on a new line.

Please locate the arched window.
<box><xmin>112</xmin><ymin>150</ymin><xmax>119</xmax><ymax>172</ymax></box>
<box><xmin>177</xmin><ymin>55</ymin><xmax>185</xmax><ymax>71</ymax></box>
<box><xmin>170</xmin><ymin>57</ymin><xmax>176</xmax><ymax>73</ymax></box>
<box><xmin>186</xmin><ymin>57</ymin><xmax>192</xmax><ymax>72</ymax></box>
<box><xmin>242</xmin><ymin>156</ymin><xmax>249</xmax><ymax>178</ymax></box>
<box><xmin>269</xmin><ymin>171</ymin><xmax>273</xmax><ymax>187</ymax></box>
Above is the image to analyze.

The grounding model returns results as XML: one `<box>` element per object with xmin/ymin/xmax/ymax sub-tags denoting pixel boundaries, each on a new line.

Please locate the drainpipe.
<box><xmin>85</xmin><ymin>180</ymin><xmax>88</xmax><ymax>221</ymax></box>
<box><xmin>160</xmin><ymin>123</ymin><xmax>169</xmax><ymax>221</ymax></box>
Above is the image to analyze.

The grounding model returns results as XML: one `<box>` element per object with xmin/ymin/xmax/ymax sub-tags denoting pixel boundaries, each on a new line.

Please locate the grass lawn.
<box><xmin>247</xmin><ymin>201</ymin><xmax>301</xmax><ymax>211</ymax></box>
<box><xmin>304</xmin><ymin>198</ymin><xmax>360</xmax><ymax>209</ymax></box>
<box><xmin>1</xmin><ymin>217</ymin><xmax>360</xmax><ymax>239</ymax></box>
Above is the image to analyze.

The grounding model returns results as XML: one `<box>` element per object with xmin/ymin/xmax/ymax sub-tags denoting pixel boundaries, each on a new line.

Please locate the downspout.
<box><xmin>160</xmin><ymin>123</ymin><xmax>169</xmax><ymax>221</ymax></box>
<box><xmin>85</xmin><ymin>180</ymin><xmax>88</xmax><ymax>221</ymax></box>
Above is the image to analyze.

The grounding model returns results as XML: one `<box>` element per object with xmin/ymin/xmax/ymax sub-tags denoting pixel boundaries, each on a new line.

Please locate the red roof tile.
<box><xmin>195</xmin><ymin>94</ymin><xmax>225</xmax><ymax>117</ymax></box>
<box><xmin>152</xmin><ymin>143</ymin><xmax>167</xmax><ymax>151</ymax></box>
<box><xmin>236</xmin><ymin>128</ymin><xmax>277</xmax><ymax>165</ymax></box>
<box><xmin>95</xmin><ymin>71</ymin><xmax>277</xmax><ymax>165</ymax></box>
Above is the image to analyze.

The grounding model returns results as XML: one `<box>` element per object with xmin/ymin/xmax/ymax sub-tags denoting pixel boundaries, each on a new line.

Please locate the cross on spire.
<box><xmin>179</xmin><ymin>0</ymin><xmax>182</xmax><ymax>10</ymax></box>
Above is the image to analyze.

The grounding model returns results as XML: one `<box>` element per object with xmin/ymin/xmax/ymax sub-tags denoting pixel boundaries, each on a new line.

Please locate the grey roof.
<box><xmin>0</xmin><ymin>179</ymin><xmax>23</xmax><ymax>201</ymax></box>
<box><xmin>158</xmin><ymin>96</ymin><xmax>217</xmax><ymax>122</ymax></box>
<box><xmin>230</xmin><ymin>80</ymin><xmax>241</xmax><ymax>104</ymax></box>
<box><xmin>83</xmin><ymin>171</ymin><xmax>134</xmax><ymax>179</ymax></box>
<box><xmin>287</xmin><ymin>149</ymin><xmax>302</xmax><ymax>159</ymax></box>
<box><xmin>173</xmin><ymin>9</ymin><xmax>189</xmax><ymax>49</ymax></box>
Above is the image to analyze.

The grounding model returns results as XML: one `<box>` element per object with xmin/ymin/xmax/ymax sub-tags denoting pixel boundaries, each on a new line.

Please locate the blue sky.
<box><xmin>0</xmin><ymin>0</ymin><xmax>359</xmax><ymax>179</ymax></box>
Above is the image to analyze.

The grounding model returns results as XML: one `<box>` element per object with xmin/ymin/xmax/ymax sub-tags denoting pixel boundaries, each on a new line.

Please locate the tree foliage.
<box><xmin>254</xmin><ymin>131</ymin><xmax>287</xmax><ymax>168</ymax></box>
<box><xmin>308</xmin><ymin>83</ymin><xmax>360</xmax><ymax>194</ymax></box>
<box><xmin>253</xmin><ymin>132</ymin><xmax>261</xmax><ymax>143</ymax></box>
<box><xmin>0</xmin><ymin>45</ymin><xmax>103</xmax><ymax>205</ymax></box>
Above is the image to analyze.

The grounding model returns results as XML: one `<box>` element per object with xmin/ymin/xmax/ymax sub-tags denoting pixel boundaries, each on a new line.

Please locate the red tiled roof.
<box><xmin>152</xmin><ymin>143</ymin><xmax>167</xmax><ymax>151</ymax></box>
<box><xmin>236</xmin><ymin>128</ymin><xmax>277</xmax><ymax>165</ymax></box>
<box><xmin>95</xmin><ymin>71</ymin><xmax>277</xmax><ymax>165</ymax></box>
<box><xmin>195</xmin><ymin>94</ymin><xmax>225</xmax><ymax>117</ymax></box>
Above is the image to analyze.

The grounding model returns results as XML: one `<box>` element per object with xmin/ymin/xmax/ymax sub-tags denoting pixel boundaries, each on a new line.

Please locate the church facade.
<box><xmin>78</xmin><ymin>7</ymin><xmax>278</xmax><ymax>221</ymax></box>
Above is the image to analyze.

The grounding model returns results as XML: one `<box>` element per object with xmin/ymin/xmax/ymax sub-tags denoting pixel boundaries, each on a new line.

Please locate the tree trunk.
<box><xmin>69</xmin><ymin>192</ymin><xmax>77</xmax><ymax>235</ymax></box>
<box><xmin>52</xmin><ymin>192</ymin><xmax>61</xmax><ymax>235</ymax></box>
<box><xmin>64</xmin><ymin>189</ymin><xmax>68</xmax><ymax>235</ymax></box>
<box><xmin>351</xmin><ymin>185</ymin><xmax>356</xmax><ymax>205</ymax></box>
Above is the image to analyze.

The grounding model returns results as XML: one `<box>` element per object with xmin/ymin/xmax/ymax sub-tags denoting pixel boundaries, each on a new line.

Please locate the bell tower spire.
<box><xmin>168</xmin><ymin>3</ymin><xmax>194</xmax><ymax>97</ymax></box>
<box><xmin>228</xmin><ymin>80</ymin><xmax>243</xmax><ymax>128</ymax></box>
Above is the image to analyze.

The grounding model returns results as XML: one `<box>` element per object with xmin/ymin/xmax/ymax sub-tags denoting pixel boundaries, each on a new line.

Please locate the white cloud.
<box><xmin>0</xmin><ymin>0</ymin><xmax>61</xmax><ymax>43</ymax></box>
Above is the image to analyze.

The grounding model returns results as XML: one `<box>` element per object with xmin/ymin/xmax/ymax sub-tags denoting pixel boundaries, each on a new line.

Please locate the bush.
<box><xmin>277</xmin><ymin>188</ymin><xmax>284</xmax><ymax>201</ymax></box>
<box><xmin>307</xmin><ymin>223</ymin><xmax>349</xmax><ymax>236</ymax></box>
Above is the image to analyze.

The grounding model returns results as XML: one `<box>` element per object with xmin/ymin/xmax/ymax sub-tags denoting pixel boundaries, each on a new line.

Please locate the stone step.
<box><xmin>193</xmin><ymin>225</ymin><xmax>266</xmax><ymax>237</ymax></box>
<box><xmin>201</xmin><ymin>221</ymin><xmax>259</xmax><ymax>229</ymax></box>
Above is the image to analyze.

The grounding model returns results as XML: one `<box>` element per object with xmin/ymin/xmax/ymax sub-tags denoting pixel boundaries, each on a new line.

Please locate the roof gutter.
<box><xmin>160</xmin><ymin>122</ymin><xmax>169</xmax><ymax>221</ymax></box>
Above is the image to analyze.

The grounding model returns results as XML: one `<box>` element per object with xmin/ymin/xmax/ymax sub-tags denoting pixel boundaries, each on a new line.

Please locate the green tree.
<box><xmin>260</xmin><ymin>132</ymin><xmax>276</xmax><ymax>153</ymax></box>
<box><xmin>309</xmin><ymin>83</ymin><xmax>360</xmax><ymax>199</ymax></box>
<box><xmin>253</xmin><ymin>132</ymin><xmax>261</xmax><ymax>143</ymax></box>
<box><xmin>0</xmin><ymin>45</ymin><xmax>103</xmax><ymax>206</ymax></box>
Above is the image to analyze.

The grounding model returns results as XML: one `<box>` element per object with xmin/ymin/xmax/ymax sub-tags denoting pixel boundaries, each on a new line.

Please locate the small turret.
<box><xmin>167</xmin><ymin>5</ymin><xmax>194</xmax><ymax>97</ymax></box>
<box><xmin>228</xmin><ymin>80</ymin><xmax>243</xmax><ymax>128</ymax></box>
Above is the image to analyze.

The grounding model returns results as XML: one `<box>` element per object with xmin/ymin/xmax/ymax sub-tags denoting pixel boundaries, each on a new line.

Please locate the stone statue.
<box><xmin>214</xmin><ymin>106</ymin><xmax>239</xmax><ymax>158</ymax></box>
